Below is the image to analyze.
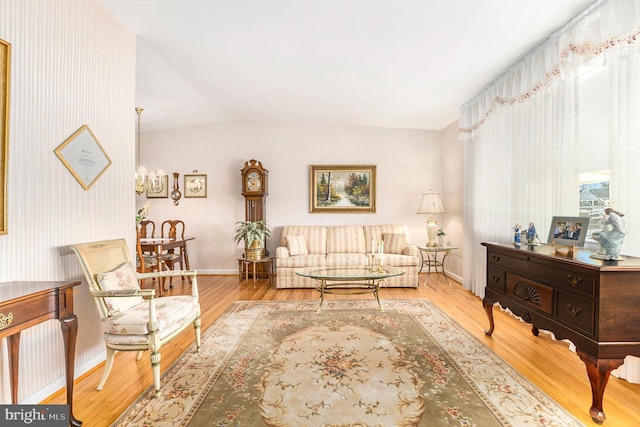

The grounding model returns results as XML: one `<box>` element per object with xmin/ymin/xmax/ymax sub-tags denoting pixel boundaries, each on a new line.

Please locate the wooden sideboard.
<box><xmin>481</xmin><ymin>242</ymin><xmax>640</xmax><ymax>424</ymax></box>
<box><xmin>0</xmin><ymin>281</ymin><xmax>82</xmax><ymax>426</ymax></box>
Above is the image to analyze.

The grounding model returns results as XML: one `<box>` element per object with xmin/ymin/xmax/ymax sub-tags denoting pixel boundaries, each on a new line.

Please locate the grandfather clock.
<box><xmin>241</xmin><ymin>159</ymin><xmax>268</xmax><ymax>222</ymax></box>
<box><xmin>241</xmin><ymin>159</ymin><xmax>269</xmax><ymax>282</ymax></box>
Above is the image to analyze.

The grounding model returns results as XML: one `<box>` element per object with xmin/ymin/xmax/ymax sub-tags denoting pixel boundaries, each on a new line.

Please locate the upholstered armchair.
<box><xmin>70</xmin><ymin>238</ymin><xmax>201</xmax><ymax>392</ymax></box>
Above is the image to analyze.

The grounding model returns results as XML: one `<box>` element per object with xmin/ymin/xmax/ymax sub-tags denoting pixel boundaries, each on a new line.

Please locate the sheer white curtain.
<box><xmin>460</xmin><ymin>0</ymin><xmax>640</xmax><ymax>382</ymax></box>
<box><xmin>460</xmin><ymin>0</ymin><xmax>640</xmax><ymax>297</ymax></box>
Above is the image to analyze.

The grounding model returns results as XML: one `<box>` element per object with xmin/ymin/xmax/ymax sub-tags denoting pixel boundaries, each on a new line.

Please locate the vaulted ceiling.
<box><xmin>100</xmin><ymin>0</ymin><xmax>596</xmax><ymax>132</ymax></box>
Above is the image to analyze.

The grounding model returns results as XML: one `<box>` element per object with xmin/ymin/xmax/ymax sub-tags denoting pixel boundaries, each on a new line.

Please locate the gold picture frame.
<box><xmin>310</xmin><ymin>164</ymin><xmax>376</xmax><ymax>213</ymax></box>
<box><xmin>184</xmin><ymin>174</ymin><xmax>207</xmax><ymax>198</ymax></box>
<box><xmin>54</xmin><ymin>125</ymin><xmax>112</xmax><ymax>190</ymax></box>
<box><xmin>146</xmin><ymin>175</ymin><xmax>169</xmax><ymax>198</ymax></box>
<box><xmin>0</xmin><ymin>39</ymin><xmax>10</xmax><ymax>234</ymax></box>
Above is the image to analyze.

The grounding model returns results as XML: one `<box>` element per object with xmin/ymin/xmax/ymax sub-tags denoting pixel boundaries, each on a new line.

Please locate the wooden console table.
<box><xmin>0</xmin><ymin>281</ymin><xmax>82</xmax><ymax>426</ymax></box>
<box><xmin>481</xmin><ymin>243</ymin><xmax>640</xmax><ymax>424</ymax></box>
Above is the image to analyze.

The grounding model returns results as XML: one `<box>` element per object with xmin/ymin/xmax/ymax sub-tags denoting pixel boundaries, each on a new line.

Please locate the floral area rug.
<box><xmin>114</xmin><ymin>299</ymin><xmax>584</xmax><ymax>426</ymax></box>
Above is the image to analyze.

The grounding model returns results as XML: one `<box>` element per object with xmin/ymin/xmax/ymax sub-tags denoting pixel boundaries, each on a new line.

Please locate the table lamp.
<box><xmin>417</xmin><ymin>191</ymin><xmax>445</xmax><ymax>247</ymax></box>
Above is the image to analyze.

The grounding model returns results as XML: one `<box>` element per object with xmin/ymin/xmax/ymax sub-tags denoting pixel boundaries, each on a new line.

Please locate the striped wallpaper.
<box><xmin>0</xmin><ymin>0</ymin><xmax>135</xmax><ymax>403</ymax></box>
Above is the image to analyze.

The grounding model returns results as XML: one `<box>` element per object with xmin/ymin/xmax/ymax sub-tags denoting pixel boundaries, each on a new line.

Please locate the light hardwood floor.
<box><xmin>43</xmin><ymin>273</ymin><xmax>640</xmax><ymax>426</ymax></box>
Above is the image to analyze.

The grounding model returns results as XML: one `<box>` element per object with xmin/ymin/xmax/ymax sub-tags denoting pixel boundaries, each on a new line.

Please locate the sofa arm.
<box><xmin>403</xmin><ymin>244</ymin><xmax>420</xmax><ymax>257</ymax></box>
<box><xmin>275</xmin><ymin>246</ymin><xmax>290</xmax><ymax>258</ymax></box>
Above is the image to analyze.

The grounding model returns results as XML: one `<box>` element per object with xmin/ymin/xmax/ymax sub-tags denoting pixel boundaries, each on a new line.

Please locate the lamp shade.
<box><xmin>417</xmin><ymin>192</ymin><xmax>445</xmax><ymax>214</ymax></box>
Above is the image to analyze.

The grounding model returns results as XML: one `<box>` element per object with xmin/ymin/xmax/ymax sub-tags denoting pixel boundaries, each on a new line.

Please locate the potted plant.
<box><xmin>232</xmin><ymin>220</ymin><xmax>271</xmax><ymax>260</ymax></box>
<box><xmin>437</xmin><ymin>228</ymin><xmax>446</xmax><ymax>247</ymax></box>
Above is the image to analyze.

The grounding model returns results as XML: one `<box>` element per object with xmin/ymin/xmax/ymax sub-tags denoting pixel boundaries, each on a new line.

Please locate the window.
<box><xmin>578</xmin><ymin>61</ymin><xmax>610</xmax><ymax>241</ymax></box>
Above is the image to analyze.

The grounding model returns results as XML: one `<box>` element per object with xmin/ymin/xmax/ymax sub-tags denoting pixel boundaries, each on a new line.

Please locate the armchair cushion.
<box><xmin>102</xmin><ymin>295</ymin><xmax>200</xmax><ymax>339</ymax></box>
<box><xmin>285</xmin><ymin>235</ymin><xmax>308</xmax><ymax>256</ymax></box>
<box><xmin>383</xmin><ymin>233</ymin><xmax>407</xmax><ymax>254</ymax></box>
<box><xmin>96</xmin><ymin>262</ymin><xmax>142</xmax><ymax>316</ymax></box>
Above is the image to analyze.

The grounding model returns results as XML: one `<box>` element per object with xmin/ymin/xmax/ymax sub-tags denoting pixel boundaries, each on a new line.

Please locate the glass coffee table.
<box><xmin>296</xmin><ymin>266</ymin><xmax>405</xmax><ymax>310</ymax></box>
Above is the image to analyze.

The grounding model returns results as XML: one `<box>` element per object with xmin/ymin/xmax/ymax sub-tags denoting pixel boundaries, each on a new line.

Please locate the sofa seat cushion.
<box><xmin>277</xmin><ymin>254</ymin><xmax>327</xmax><ymax>268</ymax></box>
<box><xmin>379</xmin><ymin>254</ymin><xmax>420</xmax><ymax>267</ymax></box>
<box><xmin>326</xmin><ymin>253</ymin><xmax>369</xmax><ymax>267</ymax></box>
<box><xmin>102</xmin><ymin>295</ymin><xmax>199</xmax><ymax>339</ymax></box>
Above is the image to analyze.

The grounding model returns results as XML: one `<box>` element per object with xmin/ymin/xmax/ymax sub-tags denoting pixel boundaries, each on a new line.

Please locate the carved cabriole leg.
<box><xmin>482</xmin><ymin>297</ymin><xmax>495</xmax><ymax>336</ymax></box>
<box><xmin>60</xmin><ymin>315</ymin><xmax>82</xmax><ymax>426</ymax></box>
<box><xmin>576</xmin><ymin>349</ymin><xmax>624</xmax><ymax>424</ymax></box>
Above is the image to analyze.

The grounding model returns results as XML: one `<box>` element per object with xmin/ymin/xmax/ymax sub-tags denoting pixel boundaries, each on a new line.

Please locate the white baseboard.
<box><xmin>22</xmin><ymin>351</ymin><xmax>106</xmax><ymax>404</ymax></box>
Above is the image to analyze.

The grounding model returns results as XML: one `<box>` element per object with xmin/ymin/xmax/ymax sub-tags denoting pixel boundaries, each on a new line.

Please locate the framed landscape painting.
<box><xmin>310</xmin><ymin>164</ymin><xmax>376</xmax><ymax>213</ymax></box>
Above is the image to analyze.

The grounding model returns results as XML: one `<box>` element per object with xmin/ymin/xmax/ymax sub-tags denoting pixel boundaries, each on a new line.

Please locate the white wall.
<box><xmin>0</xmin><ymin>0</ymin><xmax>135</xmax><ymax>403</ymax></box>
<box><xmin>440</xmin><ymin>121</ymin><xmax>464</xmax><ymax>281</ymax></box>
<box><xmin>139</xmin><ymin>122</ymin><xmax>445</xmax><ymax>272</ymax></box>
<box><xmin>0</xmin><ymin>0</ymin><xmax>465</xmax><ymax>406</ymax></box>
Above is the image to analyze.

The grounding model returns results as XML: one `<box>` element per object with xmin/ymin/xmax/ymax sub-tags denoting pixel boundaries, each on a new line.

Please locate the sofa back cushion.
<box><xmin>285</xmin><ymin>235</ymin><xmax>308</xmax><ymax>256</ymax></box>
<box><xmin>326</xmin><ymin>225</ymin><xmax>366</xmax><ymax>253</ymax></box>
<box><xmin>364</xmin><ymin>225</ymin><xmax>411</xmax><ymax>253</ymax></box>
<box><xmin>383</xmin><ymin>232</ymin><xmax>407</xmax><ymax>254</ymax></box>
<box><xmin>280</xmin><ymin>226</ymin><xmax>327</xmax><ymax>254</ymax></box>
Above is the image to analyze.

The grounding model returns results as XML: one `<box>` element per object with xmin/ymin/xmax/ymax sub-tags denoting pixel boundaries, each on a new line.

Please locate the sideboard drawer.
<box><xmin>487</xmin><ymin>266</ymin><xmax>505</xmax><ymax>292</ymax></box>
<box><xmin>506</xmin><ymin>273</ymin><xmax>553</xmax><ymax>315</ymax></box>
<box><xmin>488</xmin><ymin>250</ymin><xmax>595</xmax><ymax>297</ymax></box>
<box><xmin>557</xmin><ymin>292</ymin><xmax>595</xmax><ymax>336</ymax></box>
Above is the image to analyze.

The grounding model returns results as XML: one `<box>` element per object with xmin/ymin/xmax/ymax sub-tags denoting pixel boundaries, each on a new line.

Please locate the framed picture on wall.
<box><xmin>1</xmin><ymin>38</ymin><xmax>10</xmax><ymax>234</ymax></box>
<box><xmin>310</xmin><ymin>164</ymin><xmax>376</xmax><ymax>213</ymax></box>
<box><xmin>146</xmin><ymin>175</ymin><xmax>168</xmax><ymax>198</ymax></box>
<box><xmin>547</xmin><ymin>216</ymin><xmax>589</xmax><ymax>247</ymax></box>
<box><xmin>54</xmin><ymin>124</ymin><xmax>112</xmax><ymax>191</ymax></box>
<box><xmin>184</xmin><ymin>174</ymin><xmax>207</xmax><ymax>198</ymax></box>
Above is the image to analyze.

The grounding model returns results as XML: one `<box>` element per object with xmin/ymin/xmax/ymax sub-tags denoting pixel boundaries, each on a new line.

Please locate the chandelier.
<box><xmin>135</xmin><ymin>107</ymin><xmax>165</xmax><ymax>195</ymax></box>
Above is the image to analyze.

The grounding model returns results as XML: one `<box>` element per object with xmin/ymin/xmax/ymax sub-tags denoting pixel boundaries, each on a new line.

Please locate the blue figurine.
<box><xmin>513</xmin><ymin>224</ymin><xmax>521</xmax><ymax>244</ymax></box>
<box><xmin>526</xmin><ymin>222</ymin><xmax>536</xmax><ymax>244</ymax></box>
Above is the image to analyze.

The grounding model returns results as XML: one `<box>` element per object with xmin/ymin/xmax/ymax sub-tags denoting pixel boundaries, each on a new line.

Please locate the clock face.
<box><xmin>247</xmin><ymin>171</ymin><xmax>261</xmax><ymax>191</ymax></box>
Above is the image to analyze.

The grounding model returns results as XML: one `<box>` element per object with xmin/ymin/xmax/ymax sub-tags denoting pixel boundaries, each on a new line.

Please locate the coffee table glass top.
<box><xmin>296</xmin><ymin>266</ymin><xmax>405</xmax><ymax>280</ymax></box>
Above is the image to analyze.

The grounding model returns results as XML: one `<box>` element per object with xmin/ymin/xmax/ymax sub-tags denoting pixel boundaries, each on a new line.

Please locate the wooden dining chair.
<box><xmin>161</xmin><ymin>220</ymin><xmax>187</xmax><ymax>287</ymax></box>
<box><xmin>135</xmin><ymin>223</ymin><xmax>161</xmax><ymax>289</ymax></box>
<box><xmin>139</xmin><ymin>220</ymin><xmax>156</xmax><ymax>239</ymax></box>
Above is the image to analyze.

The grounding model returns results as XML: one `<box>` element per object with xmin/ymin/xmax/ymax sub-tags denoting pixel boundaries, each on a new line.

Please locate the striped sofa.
<box><xmin>275</xmin><ymin>224</ymin><xmax>420</xmax><ymax>288</ymax></box>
